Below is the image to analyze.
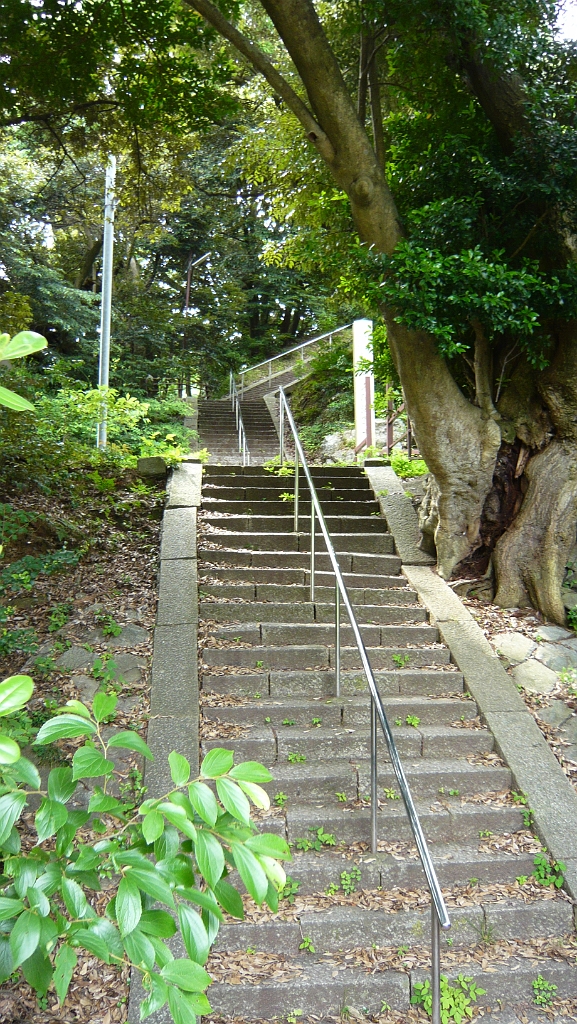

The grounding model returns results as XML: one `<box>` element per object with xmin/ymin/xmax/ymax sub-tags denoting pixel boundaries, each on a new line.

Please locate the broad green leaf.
<box><xmin>0</xmin><ymin>675</ymin><xmax>34</xmax><ymax>717</ymax></box>
<box><xmin>124</xmin><ymin>928</ymin><xmax>155</xmax><ymax>970</ymax></box>
<box><xmin>0</xmin><ymin>791</ymin><xmax>27</xmax><ymax>845</ymax></box>
<box><xmin>158</xmin><ymin>802</ymin><xmax>197</xmax><ymax>839</ymax></box>
<box><xmin>35</xmin><ymin>799</ymin><xmax>68</xmax><ymax>843</ymax></box>
<box><xmin>2</xmin><ymin>826</ymin><xmax>21</xmax><ymax>854</ymax></box>
<box><xmin>116</xmin><ymin>849</ymin><xmax>154</xmax><ymax>869</ymax></box>
<box><xmin>0</xmin><ymin>937</ymin><xmax>12</xmax><ymax>983</ymax></box>
<box><xmin>74</xmin><ymin>928</ymin><xmax>110</xmax><ymax>962</ymax></box>
<box><xmin>213</xmin><ymin>879</ymin><xmax>244</xmax><ymax>919</ymax></box>
<box><xmin>245</xmin><ymin>833</ymin><xmax>291</xmax><ymax>859</ymax></box>
<box><xmin>148</xmin><ymin>934</ymin><xmax>174</xmax><ymax>968</ymax></box>
<box><xmin>26</xmin><ymin>885</ymin><xmax>50</xmax><ymax>917</ymax></box>
<box><xmin>0</xmin><ymin>735</ymin><xmax>21</xmax><ymax>764</ymax></box>
<box><xmin>188</xmin><ymin>781</ymin><xmax>218</xmax><ymax>827</ymax></box>
<box><xmin>140</xmin><ymin>973</ymin><xmax>168</xmax><ymax>1019</ymax></box>
<box><xmin>216</xmin><ymin>777</ymin><xmax>250</xmax><ymax>825</ymax></box>
<box><xmin>200</xmin><ymin>747</ymin><xmax>234</xmax><ymax>778</ymax></box>
<box><xmin>194</xmin><ymin>829</ymin><xmax>224</xmax><ymax>889</ymax></box>
<box><xmin>0</xmin><ymin>331</ymin><xmax>47</xmax><ymax>360</ymax></box>
<box><xmin>265</xmin><ymin>879</ymin><xmax>278</xmax><ymax>913</ymax></box>
<box><xmin>139</xmin><ymin>910</ymin><xmax>177</xmax><ymax>938</ymax></box>
<box><xmin>237</xmin><ymin>780</ymin><xmax>270</xmax><ymax>810</ymax></box>
<box><xmin>178</xmin><ymin>904</ymin><xmax>210</xmax><ymax>965</ymax></box>
<box><xmin>10</xmin><ymin>910</ymin><xmax>40</xmax><ymax>967</ymax></box>
<box><xmin>128</xmin><ymin>867</ymin><xmax>175</xmax><ymax>909</ymax></box>
<box><xmin>0</xmin><ymin>385</ymin><xmax>34</xmax><ymax>412</ymax></box>
<box><xmin>161</xmin><ymin>958</ymin><xmax>212</xmax><ymax>992</ymax></box>
<box><xmin>116</xmin><ymin>875</ymin><xmax>142</xmax><ymax>936</ymax></box>
<box><xmin>10</xmin><ymin>755</ymin><xmax>40</xmax><ymax>787</ymax></box>
<box><xmin>92</xmin><ymin>691</ymin><xmax>117</xmax><ymax>722</ymax></box>
<box><xmin>108</xmin><ymin>730</ymin><xmax>154</xmax><ymax>760</ymax></box>
<box><xmin>142</xmin><ymin>810</ymin><xmax>165</xmax><ymax>844</ymax></box>
<box><xmin>35</xmin><ymin>715</ymin><xmax>96</xmax><ymax>745</ymax></box>
<box><xmin>74</xmin><ymin>919</ymin><xmax>124</xmax><ymax>963</ymax></box>
<box><xmin>36</xmin><ymin>862</ymin><xmax>63</xmax><ymax>899</ymax></box>
<box><xmin>175</xmin><ymin>887</ymin><xmax>224</xmax><ymax>921</ymax></box>
<box><xmin>64</xmin><ymin>700</ymin><xmax>91</xmax><ymax>719</ymax></box>
<box><xmin>229</xmin><ymin>761</ymin><xmax>272</xmax><ymax>784</ymax></box>
<box><xmin>154</xmin><ymin>826</ymin><xmax>179</xmax><ymax>861</ymax></box>
<box><xmin>0</xmin><ymin>897</ymin><xmax>24</xmax><ymax>922</ymax></box>
<box><xmin>72</xmin><ymin>746</ymin><xmax>115</xmax><ymax>780</ymax></box>
<box><xmin>231</xmin><ymin>843</ymin><xmax>268</xmax><ymax>904</ymax></box>
<box><xmin>13</xmin><ymin>859</ymin><xmax>38</xmax><ymax>897</ymax></box>
<box><xmin>21</xmin><ymin>947</ymin><xmax>53</xmax><ymax>995</ymax></box>
<box><xmin>157</xmin><ymin>854</ymin><xmax>195</xmax><ymax>889</ymax></box>
<box><xmin>54</xmin><ymin>944</ymin><xmax>77</xmax><ymax>1005</ymax></box>
<box><xmin>88</xmin><ymin>790</ymin><xmax>125</xmax><ymax>815</ymax></box>
<box><xmin>169</xmin><ymin>750</ymin><xmax>190</xmax><ymax>786</ymax></box>
<box><xmin>61</xmin><ymin>877</ymin><xmax>89</xmax><ymax>918</ymax></box>
<box><xmin>168</xmin><ymin>986</ymin><xmax>209</xmax><ymax>1024</ymax></box>
<box><xmin>257</xmin><ymin>854</ymin><xmax>286</xmax><ymax>889</ymax></box>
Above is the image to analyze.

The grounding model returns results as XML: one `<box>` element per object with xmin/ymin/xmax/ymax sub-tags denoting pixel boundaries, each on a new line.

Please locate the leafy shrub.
<box><xmin>390</xmin><ymin>451</ymin><xmax>428</xmax><ymax>479</ymax></box>
<box><xmin>291</xmin><ymin>335</ymin><xmax>353</xmax><ymax>426</ymax></box>
<box><xmin>0</xmin><ymin>675</ymin><xmax>290</xmax><ymax>1021</ymax></box>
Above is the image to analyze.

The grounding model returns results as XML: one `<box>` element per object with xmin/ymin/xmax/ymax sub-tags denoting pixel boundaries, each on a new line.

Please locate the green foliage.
<box><xmin>406</xmin><ymin>715</ymin><xmax>421</xmax><ymax>728</ymax></box>
<box><xmin>298</xmin><ymin>936</ymin><xmax>315</xmax><ymax>953</ymax></box>
<box><xmin>290</xmin><ymin>335</ymin><xmax>353</xmax><ymax>428</ymax></box>
<box><xmin>0</xmin><ymin>551</ymin><xmax>80</xmax><ymax>597</ymax></box>
<box><xmin>0</xmin><ymin>331</ymin><xmax>47</xmax><ymax>412</ymax></box>
<box><xmin>287</xmin><ymin>752</ymin><xmax>306</xmax><ymax>764</ymax></box>
<box><xmin>392</xmin><ymin>653</ymin><xmax>411</xmax><ymax>668</ymax></box>
<box><xmin>278</xmin><ymin>876</ymin><xmax>300</xmax><ymax>904</ymax></box>
<box><xmin>532</xmin><ymin>853</ymin><xmax>566</xmax><ymax>888</ymax></box>
<box><xmin>390</xmin><ymin>452</ymin><xmax>429</xmax><ymax>479</ymax></box>
<box><xmin>566</xmin><ymin>607</ymin><xmax>577</xmax><ymax>632</ymax></box>
<box><xmin>532</xmin><ymin>975</ymin><xmax>557</xmax><ymax>1007</ymax></box>
<box><xmin>0</xmin><ymin>676</ymin><xmax>290</xmax><ymax>1021</ymax></box>
<box><xmin>411</xmin><ymin>974</ymin><xmax>486</xmax><ymax>1023</ymax></box>
<box><xmin>294</xmin><ymin>827</ymin><xmax>336</xmax><ymax>852</ymax></box>
<box><xmin>340</xmin><ymin>865</ymin><xmax>361</xmax><ymax>895</ymax></box>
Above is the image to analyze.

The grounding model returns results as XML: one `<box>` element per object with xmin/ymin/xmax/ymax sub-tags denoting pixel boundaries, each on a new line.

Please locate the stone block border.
<box><xmin>365</xmin><ymin>465</ymin><xmax>577</xmax><ymax>910</ymax></box>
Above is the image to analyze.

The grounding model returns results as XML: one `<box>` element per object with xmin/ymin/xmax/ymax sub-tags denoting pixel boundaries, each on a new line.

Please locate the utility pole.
<box><xmin>97</xmin><ymin>155</ymin><xmax>117</xmax><ymax>449</ymax></box>
<box><xmin>181</xmin><ymin>251</ymin><xmax>210</xmax><ymax>396</ymax></box>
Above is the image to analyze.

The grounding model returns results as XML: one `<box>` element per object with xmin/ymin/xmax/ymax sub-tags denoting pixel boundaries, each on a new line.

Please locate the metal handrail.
<box><xmin>278</xmin><ymin>387</ymin><xmax>450</xmax><ymax>1024</ymax></box>
<box><xmin>237</xmin><ymin>324</ymin><xmax>352</xmax><ymax>396</ymax></box>
<box><xmin>229</xmin><ymin>372</ymin><xmax>250</xmax><ymax>466</ymax></box>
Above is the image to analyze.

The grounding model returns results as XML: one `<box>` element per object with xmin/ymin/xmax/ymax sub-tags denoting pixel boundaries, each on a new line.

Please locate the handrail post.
<box><xmin>279</xmin><ymin>395</ymin><xmax>285</xmax><ymax>466</ymax></box>
<box><xmin>310</xmin><ymin>497</ymin><xmax>315</xmax><ymax>602</ymax></box>
<box><xmin>294</xmin><ymin>455</ymin><xmax>299</xmax><ymax>533</ymax></box>
<box><xmin>371</xmin><ymin>699</ymin><xmax>377</xmax><ymax>854</ymax></box>
<box><xmin>431</xmin><ymin>909</ymin><xmax>441</xmax><ymax>1024</ymax></box>
<box><xmin>335</xmin><ymin>581</ymin><xmax>340</xmax><ymax>697</ymax></box>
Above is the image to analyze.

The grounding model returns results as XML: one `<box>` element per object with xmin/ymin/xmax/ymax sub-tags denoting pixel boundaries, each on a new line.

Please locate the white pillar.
<box><xmin>353</xmin><ymin>318</ymin><xmax>375</xmax><ymax>452</ymax></box>
<box><xmin>97</xmin><ymin>155</ymin><xmax>116</xmax><ymax>449</ymax></box>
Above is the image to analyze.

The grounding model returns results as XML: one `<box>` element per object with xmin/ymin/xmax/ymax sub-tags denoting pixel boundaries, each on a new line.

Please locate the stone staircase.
<box><xmin>198</xmin><ymin>398</ymin><xmax>279</xmax><ymax>465</ymax></box>
<box><xmin>198</xmin><ymin>465</ymin><xmax>576</xmax><ymax>1020</ymax></box>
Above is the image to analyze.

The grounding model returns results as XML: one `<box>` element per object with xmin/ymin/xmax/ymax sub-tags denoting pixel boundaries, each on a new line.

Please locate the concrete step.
<box><xmin>203</xmin><ymin>465</ymin><xmax>369</xmax><ymax>479</ymax></box>
<box><xmin>198</xmin><ymin>582</ymin><xmax>419</xmax><ymax>605</ymax></box>
<box><xmin>210</xmin><ymin>622</ymin><xmax>439</xmax><ymax>646</ymax></box>
<box><xmin>270</xmin><ymin>844</ymin><xmax>536</xmax><ymax>891</ymax></box>
<box><xmin>198</xmin><ymin>562</ymin><xmax>409</xmax><ymax>591</ymax></box>
<box><xmin>202</xmin><ymin>695</ymin><xmax>477</xmax><ymax>730</ymax></box>
<box><xmin>199</xmin><ymin>601</ymin><xmax>427</xmax><ymax>625</ymax></box>
<box><xmin>198</xmin><ymin>547</ymin><xmax>406</xmax><ymax>576</ymax></box>
<box><xmin>202</xmin><ymin>514</ymin><xmax>391</xmax><ymax>535</ymax></box>
<box><xmin>285</xmin><ymin>803</ymin><xmax>525</xmax><ymax>845</ymax></box>
<box><xmin>249</xmin><ymin>757</ymin><xmax>510</xmax><ymax>804</ymax></box>
<box><xmin>202</xmin><ymin>499</ymin><xmax>381</xmax><ymax>515</ymax></box>
<box><xmin>201</xmin><ymin>645</ymin><xmax>453</xmax><ymax>672</ymax></box>
<box><xmin>203</xmin><ymin>532</ymin><xmax>398</xmax><ymax>557</ymax></box>
<box><xmin>201</xmin><ymin>723</ymin><xmax>492</xmax><ymax>763</ymax></box>
<box><xmin>202</xmin><ymin>666</ymin><xmax>462</xmax><ymax>699</ymax></box>
<box><xmin>202</xmin><ymin>485</ymin><xmax>374</xmax><ymax>499</ymax></box>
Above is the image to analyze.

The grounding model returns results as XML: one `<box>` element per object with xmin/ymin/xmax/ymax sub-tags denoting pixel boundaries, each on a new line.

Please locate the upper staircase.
<box><xmin>198</xmin><ymin>464</ymin><xmax>576</xmax><ymax>1020</ymax></box>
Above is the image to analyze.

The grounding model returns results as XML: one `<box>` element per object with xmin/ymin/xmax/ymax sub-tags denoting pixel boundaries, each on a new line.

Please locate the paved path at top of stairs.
<box><xmin>198</xmin><ymin>465</ymin><xmax>576</xmax><ymax>1023</ymax></box>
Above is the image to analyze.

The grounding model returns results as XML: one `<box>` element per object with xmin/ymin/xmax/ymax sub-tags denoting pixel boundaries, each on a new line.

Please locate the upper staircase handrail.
<box><xmin>235</xmin><ymin>324</ymin><xmax>352</xmax><ymax>395</ymax></box>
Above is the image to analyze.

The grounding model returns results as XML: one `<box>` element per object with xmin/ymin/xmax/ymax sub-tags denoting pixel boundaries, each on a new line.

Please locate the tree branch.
<box><xmin>368</xmin><ymin>47</ymin><xmax>385</xmax><ymax>170</ymax></box>
<box><xmin>0</xmin><ymin>98</ymin><xmax>119</xmax><ymax>128</ymax></box>
<box><xmin>357</xmin><ymin>30</ymin><xmax>370</xmax><ymax>124</ymax></box>
<box><xmin>183</xmin><ymin>0</ymin><xmax>335</xmax><ymax>161</ymax></box>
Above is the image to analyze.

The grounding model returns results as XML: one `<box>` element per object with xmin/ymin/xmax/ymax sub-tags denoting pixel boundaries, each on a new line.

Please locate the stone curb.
<box><xmin>402</xmin><ymin>563</ymin><xmax>577</xmax><ymax>909</ymax></box>
<box><xmin>364</xmin><ymin>465</ymin><xmax>435</xmax><ymax>566</ymax></box>
<box><xmin>127</xmin><ymin>462</ymin><xmax>201</xmax><ymax>1024</ymax></box>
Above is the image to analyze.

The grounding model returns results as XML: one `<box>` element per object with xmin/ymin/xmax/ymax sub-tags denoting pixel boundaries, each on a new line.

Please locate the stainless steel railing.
<box><xmin>278</xmin><ymin>387</ymin><xmax>450</xmax><ymax>1024</ymax></box>
<box><xmin>237</xmin><ymin>324</ymin><xmax>352</xmax><ymax>396</ymax></box>
<box><xmin>229</xmin><ymin>372</ymin><xmax>250</xmax><ymax>466</ymax></box>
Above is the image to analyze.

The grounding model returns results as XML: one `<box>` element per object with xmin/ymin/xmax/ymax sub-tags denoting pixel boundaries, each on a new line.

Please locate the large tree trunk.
<box><xmin>385</xmin><ymin>319</ymin><xmax>502</xmax><ymax>575</ymax></box>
